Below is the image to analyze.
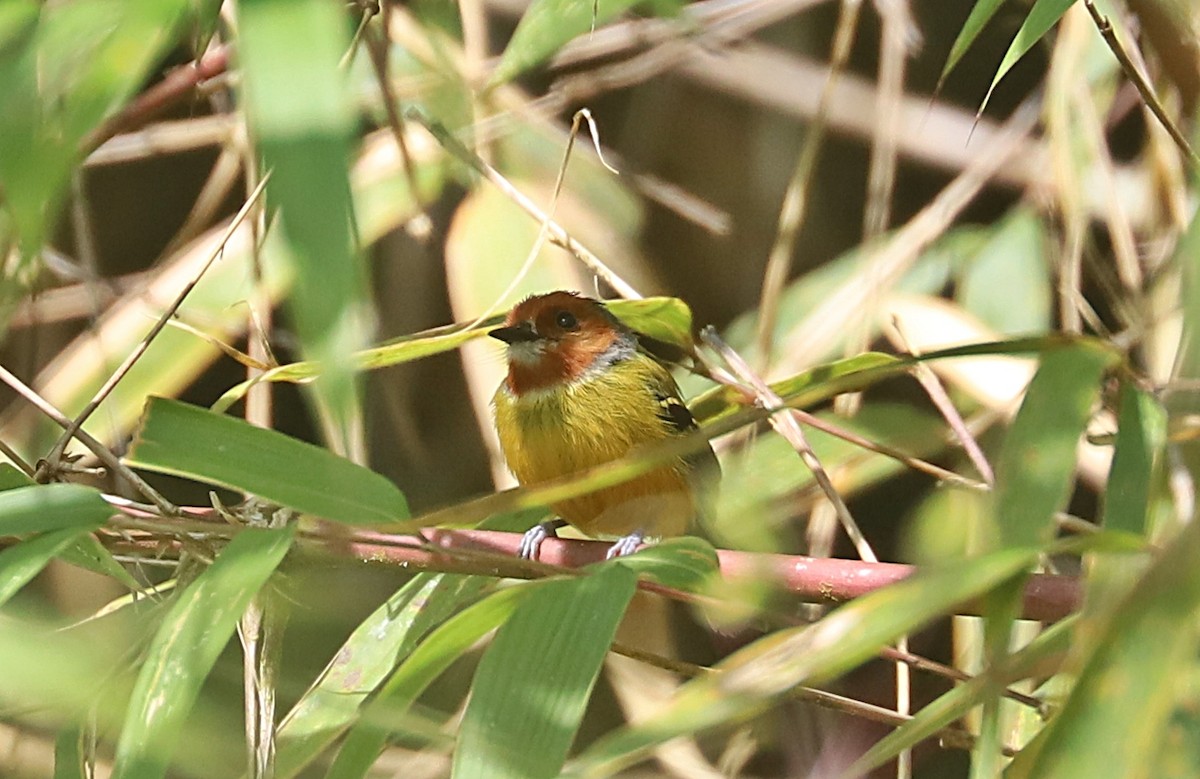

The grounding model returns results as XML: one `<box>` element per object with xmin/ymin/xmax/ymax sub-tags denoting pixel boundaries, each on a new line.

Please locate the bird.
<box><xmin>489</xmin><ymin>290</ymin><xmax>718</xmax><ymax>560</ymax></box>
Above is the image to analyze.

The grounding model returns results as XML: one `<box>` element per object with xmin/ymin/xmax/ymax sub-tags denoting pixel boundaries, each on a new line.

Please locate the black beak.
<box><xmin>489</xmin><ymin>323</ymin><xmax>539</xmax><ymax>344</ymax></box>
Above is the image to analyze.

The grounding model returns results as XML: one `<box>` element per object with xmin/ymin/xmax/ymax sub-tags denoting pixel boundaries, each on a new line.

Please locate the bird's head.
<box><xmin>490</xmin><ymin>291</ymin><xmax>635</xmax><ymax>396</ymax></box>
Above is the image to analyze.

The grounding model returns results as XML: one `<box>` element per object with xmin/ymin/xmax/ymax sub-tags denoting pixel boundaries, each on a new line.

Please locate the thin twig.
<box><xmin>753</xmin><ymin>0</ymin><xmax>864</xmax><ymax>369</ymax></box>
<box><xmin>701</xmin><ymin>328</ymin><xmax>878</xmax><ymax>563</ymax></box>
<box><xmin>609</xmin><ymin>640</ymin><xmax>984</xmax><ymax>752</ymax></box>
<box><xmin>364</xmin><ymin>18</ymin><xmax>431</xmax><ymax>235</ymax></box>
<box><xmin>85</xmin><ymin>45</ymin><xmax>231</xmax><ymax>151</ymax></box>
<box><xmin>888</xmin><ymin>318</ymin><xmax>995</xmax><ymax>486</ymax></box>
<box><xmin>0</xmin><ymin>364</ymin><xmax>174</xmax><ymax>513</ymax></box>
<box><xmin>38</xmin><ymin>175</ymin><xmax>271</xmax><ymax>477</ymax></box>
<box><xmin>409</xmin><ymin>110</ymin><xmax>643</xmax><ymax>300</ymax></box>
<box><xmin>1083</xmin><ymin>0</ymin><xmax>1200</xmax><ymax>169</ymax></box>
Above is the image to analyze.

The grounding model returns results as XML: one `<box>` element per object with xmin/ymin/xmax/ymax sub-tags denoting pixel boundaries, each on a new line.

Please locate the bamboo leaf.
<box><xmin>239</xmin><ymin>0</ymin><xmax>366</xmax><ymax>436</ymax></box>
<box><xmin>1007</xmin><ymin>519</ymin><xmax>1200</xmax><ymax>778</ymax></box>
<box><xmin>939</xmin><ymin>0</ymin><xmax>1008</xmax><ymax>89</ymax></box>
<box><xmin>323</xmin><ymin>584</ymin><xmax>537</xmax><ymax>779</ymax></box>
<box><xmin>126</xmin><ymin>397</ymin><xmax>409</xmax><ymax>525</ymax></box>
<box><xmin>275</xmin><ymin>573</ymin><xmax>490</xmax><ymax>777</ymax></box>
<box><xmin>453</xmin><ymin>564</ymin><xmax>637</xmax><ymax>779</ymax></box>
<box><xmin>993</xmin><ymin>343</ymin><xmax>1115</xmax><ymax>548</ymax></box>
<box><xmin>489</xmin><ymin>0</ymin><xmax>656</xmax><ymax>87</ymax></box>
<box><xmin>111</xmin><ymin>526</ymin><xmax>294</xmax><ymax>779</ymax></box>
<box><xmin>0</xmin><ymin>483</ymin><xmax>112</xmax><ymax>535</ymax></box>
<box><xmin>567</xmin><ymin>549</ymin><xmax>1040</xmax><ymax>777</ymax></box>
<box><xmin>979</xmin><ymin>0</ymin><xmax>1076</xmax><ymax>115</ymax></box>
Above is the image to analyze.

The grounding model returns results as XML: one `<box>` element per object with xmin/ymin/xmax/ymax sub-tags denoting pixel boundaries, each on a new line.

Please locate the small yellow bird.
<box><xmin>490</xmin><ymin>291</ymin><xmax>718</xmax><ymax>559</ymax></box>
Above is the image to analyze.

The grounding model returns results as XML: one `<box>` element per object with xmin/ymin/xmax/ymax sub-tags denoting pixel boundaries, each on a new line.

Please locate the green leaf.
<box><xmin>58</xmin><ymin>533</ymin><xmax>142</xmax><ymax>591</ymax></box>
<box><xmin>688</xmin><ymin>352</ymin><xmax>901</xmax><ymax>425</ymax></box>
<box><xmin>0</xmin><ymin>463</ymin><xmax>35</xmax><ymax>490</ymax></box>
<box><xmin>54</xmin><ymin>726</ymin><xmax>85</xmax><ymax>779</ymax></box>
<box><xmin>567</xmin><ymin>548</ymin><xmax>1040</xmax><ymax>777</ymax></box>
<box><xmin>0</xmin><ymin>483</ymin><xmax>112</xmax><ymax>534</ymax></box>
<box><xmin>212</xmin><ymin>298</ymin><xmax>683</xmax><ymax>413</ymax></box>
<box><xmin>980</xmin><ymin>0</ymin><xmax>1076</xmax><ymax>115</ymax></box>
<box><xmin>0</xmin><ymin>527</ymin><xmax>101</xmax><ymax>607</ymax></box>
<box><xmin>453</xmin><ymin>564</ymin><xmax>637</xmax><ymax>779</ymax></box>
<box><xmin>239</xmin><ymin>0</ymin><xmax>366</xmax><ymax>438</ymax></box>
<box><xmin>939</xmin><ymin>0</ymin><xmax>1008</xmax><ymax>89</ymax></box>
<box><xmin>111</xmin><ymin>526</ymin><xmax>294</xmax><ymax>779</ymax></box>
<box><xmin>993</xmin><ymin>344</ymin><xmax>1115</xmax><ymax>548</ymax></box>
<box><xmin>0</xmin><ymin>0</ymin><xmax>189</xmax><ymax>255</ymax></box>
<box><xmin>604</xmin><ymin>536</ymin><xmax>718</xmax><ymax>591</ymax></box>
<box><xmin>488</xmin><ymin>0</ymin><xmax>646</xmax><ymax>86</ymax></box>
<box><xmin>957</xmin><ymin>208</ymin><xmax>1051</xmax><ymax>335</ymax></box>
<box><xmin>324</xmin><ymin>584</ymin><xmax>537</xmax><ymax>779</ymax></box>
<box><xmin>126</xmin><ymin>397</ymin><xmax>408</xmax><ymax>524</ymax></box>
<box><xmin>613</xmin><ymin>297</ymin><xmax>694</xmax><ymax>352</ymax></box>
<box><xmin>841</xmin><ymin>615</ymin><xmax>1075</xmax><ymax>778</ymax></box>
<box><xmin>275</xmin><ymin>573</ymin><xmax>491</xmax><ymax>777</ymax></box>
<box><xmin>1007</xmin><ymin>518</ymin><xmax>1200</xmax><ymax>779</ymax></box>
<box><xmin>1101</xmin><ymin>384</ymin><xmax>1164</xmax><ymax>535</ymax></box>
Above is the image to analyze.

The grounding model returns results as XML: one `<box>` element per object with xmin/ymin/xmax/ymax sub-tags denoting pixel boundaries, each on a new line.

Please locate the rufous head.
<box><xmin>490</xmin><ymin>291</ymin><xmax>635</xmax><ymax>395</ymax></box>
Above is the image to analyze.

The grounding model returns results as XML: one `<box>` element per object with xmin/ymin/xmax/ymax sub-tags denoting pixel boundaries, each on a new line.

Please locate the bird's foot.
<box><xmin>519</xmin><ymin>519</ymin><xmax>568</xmax><ymax>560</ymax></box>
<box><xmin>605</xmin><ymin>529</ymin><xmax>645</xmax><ymax>560</ymax></box>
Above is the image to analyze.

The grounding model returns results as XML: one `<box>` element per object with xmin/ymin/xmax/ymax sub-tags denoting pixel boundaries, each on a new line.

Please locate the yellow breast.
<box><xmin>492</xmin><ymin>356</ymin><xmax>697</xmax><ymax>539</ymax></box>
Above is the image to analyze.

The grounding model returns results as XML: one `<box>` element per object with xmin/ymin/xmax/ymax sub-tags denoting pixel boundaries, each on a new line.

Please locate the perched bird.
<box><xmin>490</xmin><ymin>291</ymin><xmax>718</xmax><ymax>559</ymax></box>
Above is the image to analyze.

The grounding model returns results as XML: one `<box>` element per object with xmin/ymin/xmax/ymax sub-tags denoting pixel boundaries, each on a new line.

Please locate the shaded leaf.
<box><xmin>842</xmin><ymin>615</ymin><xmax>1075</xmax><ymax>778</ymax></box>
<box><xmin>957</xmin><ymin>208</ymin><xmax>1051</xmax><ymax>335</ymax></box>
<box><xmin>239</xmin><ymin>0</ymin><xmax>366</xmax><ymax>436</ymax></box>
<box><xmin>0</xmin><ymin>527</ymin><xmax>102</xmax><ymax>607</ymax></box>
<box><xmin>939</xmin><ymin>0</ymin><xmax>1008</xmax><ymax>88</ymax></box>
<box><xmin>980</xmin><ymin>0</ymin><xmax>1075</xmax><ymax>115</ymax></box>
<box><xmin>489</xmin><ymin>0</ymin><xmax>647</xmax><ymax>86</ymax></box>
<box><xmin>606</xmin><ymin>536</ymin><xmax>718</xmax><ymax>591</ymax></box>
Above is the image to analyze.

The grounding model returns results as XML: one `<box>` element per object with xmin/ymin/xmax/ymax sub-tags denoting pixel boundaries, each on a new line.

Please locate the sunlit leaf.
<box><xmin>567</xmin><ymin>548</ymin><xmax>1040</xmax><ymax>776</ymax></box>
<box><xmin>275</xmin><ymin>573</ymin><xmax>490</xmax><ymax>777</ymax></box>
<box><xmin>111</xmin><ymin>526</ymin><xmax>294</xmax><ymax>779</ymax></box>
<box><xmin>126</xmin><ymin>397</ymin><xmax>408</xmax><ymax>524</ymax></box>
<box><xmin>324</xmin><ymin>583</ymin><xmax>537</xmax><ymax>779</ymax></box>
<box><xmin>1007</xmin><ymin>519</ymin><xmax>1200</xmax><ymax>778</ymax></box>
<box><xmin>453</xmin><ymin>564</ymin><xmax>637</xmax><ymax>779</ymax></box>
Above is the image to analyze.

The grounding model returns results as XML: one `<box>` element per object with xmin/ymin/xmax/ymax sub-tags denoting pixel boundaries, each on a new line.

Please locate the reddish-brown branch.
<box><xmin>331</xmin><ymin>528</ymin><xmax>1080</xmax><ymax>622</ymax></box>
<box><xmin>86</xmin><ymin>46</ymin><xmax>231</xmax><ymax>151</ymax></box>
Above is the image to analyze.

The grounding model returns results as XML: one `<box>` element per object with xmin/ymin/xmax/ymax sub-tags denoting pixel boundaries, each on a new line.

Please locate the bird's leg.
<box><xmin>605</xmin><ymin>528</ymin><xmax>645</xmax><ymax>559</ymax></box>
<box><xmin>519</xmin><ymin>518</ymin><xmax>568</xmax><ymax>560</ymax></box>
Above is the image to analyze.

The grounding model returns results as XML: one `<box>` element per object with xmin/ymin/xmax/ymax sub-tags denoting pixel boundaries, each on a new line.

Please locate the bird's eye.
<box><xmin>555</xmin><ymin>310</ymin><xmax>579</xmax><ymax>330</ymax></box>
